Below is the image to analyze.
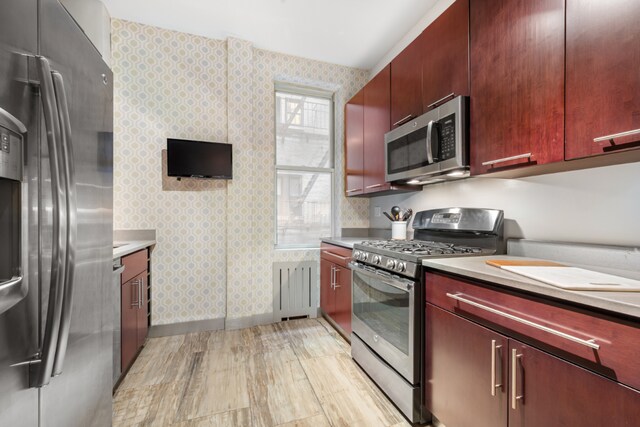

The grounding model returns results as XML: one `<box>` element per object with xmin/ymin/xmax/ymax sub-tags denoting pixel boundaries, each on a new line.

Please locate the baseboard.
<box><xmin>148</xmin><ymin>317</ymin><xmax>225</xmax><ymax>337</ymax></box>
<box><xmin>225</xmin><ymin>312</ymin><xmax>275</xmax><ymax>330</ymax></box>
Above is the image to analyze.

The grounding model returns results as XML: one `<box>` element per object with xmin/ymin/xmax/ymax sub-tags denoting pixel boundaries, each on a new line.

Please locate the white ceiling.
<box><xmin>101</xmin><ymin>0</ymin><xmax>439</xmax><ymax>70</ymax></box>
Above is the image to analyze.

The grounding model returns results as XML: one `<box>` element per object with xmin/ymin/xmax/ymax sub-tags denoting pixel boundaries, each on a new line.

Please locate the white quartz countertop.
<box><xmin>113</xmin><ymin>240</ymin><xmax>156</xmax><ymax>259</ymax></box>
<box><xmin>422</xmin><ymin>255</ymin><xmax>640</xmax><ymax>320</ymax></box>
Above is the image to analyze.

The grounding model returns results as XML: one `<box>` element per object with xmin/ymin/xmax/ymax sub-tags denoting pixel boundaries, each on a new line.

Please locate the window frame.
<box><xmin>274</xmin><ymin>82</ymin><xmax>335</xmax><ymax>249</ymax></box>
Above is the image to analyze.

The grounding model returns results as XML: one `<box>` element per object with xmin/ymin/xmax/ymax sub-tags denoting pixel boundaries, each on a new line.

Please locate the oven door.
<box><xmin>350</xmin><ymin>262</ymin><xmax>419</xmax><ymax>384</ymax></box>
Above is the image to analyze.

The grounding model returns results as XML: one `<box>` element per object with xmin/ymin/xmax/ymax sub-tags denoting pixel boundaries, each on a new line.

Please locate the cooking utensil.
<box><xmin>401</xmin><ymin>208</ymin><xmax>413</xmax><ymax>222</ymax></box>
<box><xmin>391</xmin><ymin>206</ymin><xmax>401</xmax><ymax>221</ymax></box>
<box><xmin>383</xmin><ymin>211</ymin><xmax>395</xmax><ymax>222</ymax></box>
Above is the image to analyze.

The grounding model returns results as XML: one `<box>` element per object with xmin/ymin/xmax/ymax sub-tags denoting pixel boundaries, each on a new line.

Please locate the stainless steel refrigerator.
<box><xmin>0</xmin><ymin>0</ymin><xmax>113</xmax><ymax>425</ymax></box>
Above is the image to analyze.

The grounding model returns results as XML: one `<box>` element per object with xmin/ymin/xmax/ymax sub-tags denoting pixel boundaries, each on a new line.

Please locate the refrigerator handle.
<box><xmin>29</xmin><ymin>56</ymin><xmax>68</xmax><ymax>388</ymax></box>
<box><xmin>51</xmin><ymin>71</ymin><xmax>77</xmax><ymax>377</ymax></box>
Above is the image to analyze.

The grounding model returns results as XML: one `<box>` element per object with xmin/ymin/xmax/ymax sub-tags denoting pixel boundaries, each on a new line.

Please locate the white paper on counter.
<box><xmin>500</xmin><ymin>266</ymin><xmax>640</xmax><ymax>291</ymax></box>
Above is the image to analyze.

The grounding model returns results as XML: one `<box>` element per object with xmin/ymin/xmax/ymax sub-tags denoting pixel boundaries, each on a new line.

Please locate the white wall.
<box><xmin>370</xmin><ymin>162</ymin><xmax>640</xmax><ymax>247</ymax></box>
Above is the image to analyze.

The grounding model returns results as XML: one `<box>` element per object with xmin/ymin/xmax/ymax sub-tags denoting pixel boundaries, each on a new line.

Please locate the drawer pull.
<box><xmin>482</xmin><ymin>152</ymin><xmax>532</xmax><ymax>167</ymax></box>
<box><xmin>322</xmin><ymin>250</ymin><xmax>349</xmax><ymax>261</ymax></box>
<box><xmin>593</xmin><ymin>128</ymin><xmax>640</xmax><ymax>144</ymax></box>
<box><xmin>346</xmin><ymin>188</ymin><xmax>362</xmax><ymax>193</ymax></box>
<box><xmin>365</xmin><ymin>183</ymin><xmax>384</xmax><ymax>189</ymax></box>
<box><xmin>446</xmin><ymin>293</ymin><xmax>600</xmax><ymax>350</ymax></box>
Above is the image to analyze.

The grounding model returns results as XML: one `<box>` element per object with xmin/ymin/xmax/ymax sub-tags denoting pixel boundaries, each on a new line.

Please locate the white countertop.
<box><xmin>321</xmin><ymin>237</ymin><xmax>380</xmax><ymax>249</ymax></box>
<box><xmin>113</xmin><ymin>240</ymin><xmax>156</xmax><ymax>259</ymax></box>
<box><xmin>422</xmin><ymin>255</ymin><xmax>640</xmax><ymax>321</ymax></box>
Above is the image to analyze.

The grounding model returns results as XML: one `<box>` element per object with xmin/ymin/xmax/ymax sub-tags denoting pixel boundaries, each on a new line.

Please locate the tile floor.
<box><xmin>113</xmin><ymin>318</ymin><xmax>413</xmax><ymax>426</ymax></box>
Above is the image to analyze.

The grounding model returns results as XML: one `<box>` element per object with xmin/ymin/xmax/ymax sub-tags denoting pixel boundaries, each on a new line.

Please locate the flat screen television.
<box><xmin>167</xmin><ymin>138</ymin><xmax>232</xmax><ymax>179</ymax></box>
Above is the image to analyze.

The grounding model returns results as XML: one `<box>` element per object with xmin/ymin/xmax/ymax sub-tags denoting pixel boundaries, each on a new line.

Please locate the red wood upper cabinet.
<box><xmin>421</xmin><ymin>0</ymin><xmax>470</xmax><ymax>112</ymax></box>
<box><xmin>363</xmin><ymin>64</ymin><xmax>391</xmax><ymax>194</ymax></box>
<box><xmin>565</xmin><ymin>0</ymin><xmax>640</xmax><ymax>160</ymax></box>
<box><xmin>390</xmin><ymin>37</ymin><xmax>423</xmax><ymax>128</ymax></box>
<box><xmin>345</xmin><ymin>89</ymin><xmax>364</xmax><ymax>196</ymax></box>
<box><xmin>469</xmin><ymin>0</ymin><xmax>565</xmax><ymax>175</ymax></box>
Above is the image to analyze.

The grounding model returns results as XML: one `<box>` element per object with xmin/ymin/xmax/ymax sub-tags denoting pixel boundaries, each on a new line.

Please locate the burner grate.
<box><xmin>360</xmin><ymin>239</ymin><xmax>483</xmax><ymax>256</ymax></box>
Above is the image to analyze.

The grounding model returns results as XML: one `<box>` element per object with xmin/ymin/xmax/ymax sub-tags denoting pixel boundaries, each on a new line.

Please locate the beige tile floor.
<box><xmin>113</xmin><ymin>318</ymin><xmax>413</xmax><ymax>427</ymax></box>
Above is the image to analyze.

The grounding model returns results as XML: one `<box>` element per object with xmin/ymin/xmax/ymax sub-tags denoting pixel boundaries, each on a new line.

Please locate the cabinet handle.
<box><xmin>130</xmin><ymin>280</ymin><xmax>139</xmax><ymax>308</ymax></box>
<box><xmin>511</xmin><ymin>349</ymin><xmax>523</xmax><ymax>410</ymax></box>
<box><xmin>481</xmin><ymin>153</ymin><xmax>533</xmax><ymax>167</ymax></box>
<box><xmin>446</xmin><ymin>293</ymin><xmax>600</xmax><ymax>349</ymax></box>
<box><xmin>322</xmin><ymin>250</ymin><xmax>349</xmax><ymax>261</ymax></box>
<box><xmin>427</xmin><ymin>92</ymin><xmax>455</xmax><ymax>109</ymax></box>
<box><xmin>333</xmin><ymin>268</ymin><xmax>341</xmax><ymax>289</ymax></box>
<box><xmin>365</xmin><ymin>183</ymin><xmax>384</xmax><ymax>189</ymax></box>
<box><xmin>138</xmin><ymin>278</ymin><xmax>143</xmax><ymax>308</ymax></box>
<box><xmin>593</xmin><ymin>128</ymin><xmax>640</xmax><ymax>144</ymax></box>
<box><xmin>346</xmin><ymin>188</ymin><xmax>362</xmax><ymax>193</ymax></box>
<box><xmin>393</xmin><ymin>114</ymin><xmax>415</xmax><ymax>127</ymax></box>
<box><xmin>330</xmin><ymin>266</ymin><xmax>335</xmax><ymax>290</ymax></box>
<box><xmin>491</xmin><ymin>339</ymin><xmax>503</xmax><ymax>397</ymax></box>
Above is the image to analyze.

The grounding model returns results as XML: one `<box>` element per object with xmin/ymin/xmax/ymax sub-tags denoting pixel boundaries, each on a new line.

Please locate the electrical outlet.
<box><xmin>374</xmin><ymin>206</ymin><xmax>381</xmax><ymax>217</ymax></box>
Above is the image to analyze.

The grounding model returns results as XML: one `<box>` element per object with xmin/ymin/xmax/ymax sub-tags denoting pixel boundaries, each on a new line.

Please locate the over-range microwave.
<box><xmin>385</xmin><ymin>96</ymin><xmax>469</xmax><ymax>185</ymax></box>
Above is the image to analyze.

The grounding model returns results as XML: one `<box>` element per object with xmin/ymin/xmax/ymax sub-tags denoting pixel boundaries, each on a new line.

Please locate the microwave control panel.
<box><xmin>439</xmin><ymin>114</ymin><xmax>456</xmax><ymax>161</ymax></box>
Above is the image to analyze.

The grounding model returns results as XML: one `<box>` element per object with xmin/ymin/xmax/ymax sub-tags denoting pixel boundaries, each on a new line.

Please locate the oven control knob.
<box><xmin>362</xmin><ymin>252</ymin><xmax>369</xmax><ymax>261</ymax></box>
<box><xmin>396</xmin><ymin>262</ymin><xmax>406</xmax><ymax>272</ymax></box>
<box><xmin>353</xmin><ymin>250</ymin><xmax>361</xmax><ymax>260</ymax></box>
<box><xmin>386</xmin><ymin>259</ymin><xmax>397</xmax><ymax>269</ymax></box>
<box><xmin>372</xmin><ymin>255</ymin><xmax>381</xmax><ymax>265</ymax></box>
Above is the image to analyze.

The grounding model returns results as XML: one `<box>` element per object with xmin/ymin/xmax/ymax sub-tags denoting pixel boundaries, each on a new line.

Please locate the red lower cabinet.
<box><xmin>121</xmin><ymin>249</ymin><xmax>150</xmax><ymax>373</ymax></box>
<box><xmin>320</xmin><ymin>243</ymin><xmax>352</xmax><ymax>336</ymax></box>
<box><xmin>425</xmin><ymin>271</ymin><xmax>640</xmax><ymax>427</ymax></box>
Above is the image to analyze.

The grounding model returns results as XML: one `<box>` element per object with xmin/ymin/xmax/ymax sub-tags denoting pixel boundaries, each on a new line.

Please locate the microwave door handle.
<box><xmin>426</xmin><ymin>120</ymin><xmax>435</xmax><ymax>164</ymax></box>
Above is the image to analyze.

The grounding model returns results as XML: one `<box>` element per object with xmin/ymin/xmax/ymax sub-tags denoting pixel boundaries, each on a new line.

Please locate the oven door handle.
<box><xmin>349</xmin><ymin>262</ymin><xmax>415</xmax><ymax>292</ymax></box>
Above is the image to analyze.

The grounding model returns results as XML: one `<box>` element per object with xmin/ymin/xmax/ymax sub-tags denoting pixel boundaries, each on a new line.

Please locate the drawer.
<box><xmin>320</xmin><ymin>243</ymin><xmax>352</xmax><ymax>268</ymax></box>
<box><xmin>425</xmin><ymin>271</ymin><xmax>640</xmax><ymax>391</ymax></box>
<box><xmin>121</xmin><ymin>249</ymin><xmax>148</xmax><ymax>284</ymax></box>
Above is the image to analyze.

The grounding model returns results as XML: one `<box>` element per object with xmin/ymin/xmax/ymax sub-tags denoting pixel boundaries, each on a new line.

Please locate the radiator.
<box><xmin>272</xmin><ymin>261</ymin><xmax>318</xmax><ymax>322</ymax></box>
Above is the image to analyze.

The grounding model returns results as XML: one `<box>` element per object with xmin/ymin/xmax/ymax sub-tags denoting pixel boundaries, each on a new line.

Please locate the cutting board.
<box><xmin>493</xmin><ymin>264</ymin><xmax>640</xmax><ymax>291</ymax></box>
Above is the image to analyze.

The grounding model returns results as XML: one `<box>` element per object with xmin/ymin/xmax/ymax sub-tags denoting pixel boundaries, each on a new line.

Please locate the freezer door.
<box><xmin>38</xmin><ymin>0</ymin><xmax>114</xmax><ymax>426</ymax></box>
<box><xmin>0</xmin><ymin>0</ymin><xmax>40</xmax><ymax>426</ymax></box>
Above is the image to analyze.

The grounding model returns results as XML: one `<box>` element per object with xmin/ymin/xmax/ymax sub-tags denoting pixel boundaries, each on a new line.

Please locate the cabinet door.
<box><xmin>469</xmin><ymin>0</ymin><xmax>564</xmax><ymax>174</ymax></box>
<box><xmin>320</xmin><ymin>259</ymin><xmax>335</xmax><ymax>318</ymax></box>
<box><xmin>363</xmin><ymin>65</ymin><xmax>391</xmax><ymax>194</ymax></box>
<box><xmin>565</xmin><ymin>0</ymin><xmax>640</xmax><ymax>159</ymax></box>
<box><xmin>425</xmin><ymin>304</ymin><xmax>508</xmax><ymax>427</ymax></box>
<box><xmin>121</xmin><ymin>278</ymin><xmax>138</xmax><ymax>371</ymax></box>
<box><xmin>509</xmin><ymin>341</ymin><xmax>640</xmax><ymax>427</ymax></box>
<box><xmin>345</xmin><ymin>89</ymin><xmax>364</xmax><ymax>196</ymax></box>
<box><xmin>422</xmin><ymin>0</ymin><xmax>470</xmax><ymax>112</ymax></box>
<box><xmin>390</xmin><ymin>38</ymin><xmax>423</xmax><ymax>128</ymax></box>
<box><xmin>136</xmin><ymin>273</ymin><xmax>148</xmax><ymax>348</ymax></box>
<box><xmin>333</xmin><ymin>266</ymin><xmax>352</xmax><ymax>335</ymax></box>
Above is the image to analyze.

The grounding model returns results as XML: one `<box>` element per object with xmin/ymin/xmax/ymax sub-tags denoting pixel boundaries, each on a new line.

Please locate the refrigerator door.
<box><xmin>38</xmin><ymin>1</ymin><xmax>114</xmax><ymax>426</ymax></box>
<box><xmin>0</xmin><ymin>0</ymin><xmax>40</xmax><ymax>426</ymax></box>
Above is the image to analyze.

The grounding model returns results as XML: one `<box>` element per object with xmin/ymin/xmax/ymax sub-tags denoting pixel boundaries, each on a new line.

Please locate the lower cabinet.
<box><xmin>120</xmin><ymin>249</ymin><xmax>150</xmax><ymax>373</ymax></box>
<box><xmin>320</xmin><ymin>243</ymin><xmax>352</xmax><ymax>336</ymax></box>
<box><xmin>425</xmin><ymin>273</ymin><xmax>640</xmax><ymax>427</ymax></box>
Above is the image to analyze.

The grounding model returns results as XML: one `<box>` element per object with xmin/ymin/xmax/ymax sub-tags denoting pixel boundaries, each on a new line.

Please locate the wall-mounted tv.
<box><xmin>167</xmin><ymin>138</ymin><xmax>232</xmax><ymax>179</ymax></box>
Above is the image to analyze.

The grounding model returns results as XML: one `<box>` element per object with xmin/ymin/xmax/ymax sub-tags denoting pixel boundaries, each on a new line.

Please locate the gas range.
<box><xmin>352</xmin><ymin>208</ymin><xmax>504</xmax><ymax>279</ymax></box>
<box><xmin>349</xmin><ymin>208</ymin><xmax>504</xmax><ymax>424</ymax></box>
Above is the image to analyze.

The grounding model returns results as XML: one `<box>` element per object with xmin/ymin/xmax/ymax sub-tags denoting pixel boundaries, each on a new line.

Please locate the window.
<box><xmin>275</xmin><ymin>84</ymin><xmax>334</xmax><ymax>248</ymax></box>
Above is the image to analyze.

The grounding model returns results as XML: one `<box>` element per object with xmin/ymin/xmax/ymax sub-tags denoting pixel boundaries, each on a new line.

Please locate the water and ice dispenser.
<box><xmin>0</xmin><ymin>107</ymin><xmax>26</xmax><ymax>315</ymax></box>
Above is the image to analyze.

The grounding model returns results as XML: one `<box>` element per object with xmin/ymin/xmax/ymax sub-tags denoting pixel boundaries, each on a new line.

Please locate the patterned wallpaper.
<box><xmin>112</xmin><ymin>19</ymin><xmax>369</xmax><ymax>326</ymax></box>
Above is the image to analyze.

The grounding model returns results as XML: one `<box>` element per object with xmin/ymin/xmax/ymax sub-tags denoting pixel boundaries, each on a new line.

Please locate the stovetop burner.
<box><xmin>359</xmin><ymin>239</ymin><xmax>484</xmax><ymax>256</ymax></box>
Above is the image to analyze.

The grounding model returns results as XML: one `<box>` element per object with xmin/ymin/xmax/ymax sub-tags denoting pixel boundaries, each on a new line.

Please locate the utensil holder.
<box><xmin>391</xmin><ymin>221</ymin><xmax>407</xmax><ymax>240</ymax></box>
